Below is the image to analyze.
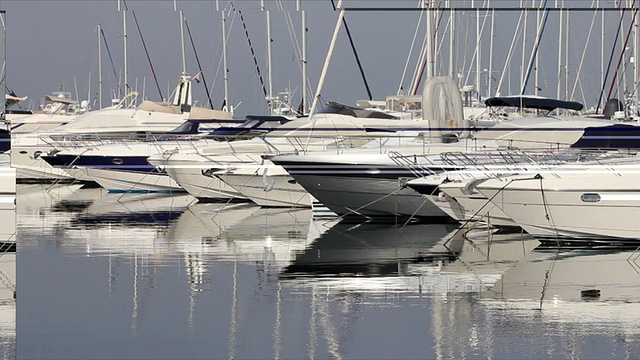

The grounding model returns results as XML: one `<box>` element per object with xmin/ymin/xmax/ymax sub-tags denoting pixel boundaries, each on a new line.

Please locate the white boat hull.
<box><xmin>86</xmin><ymin>168</ymin><xmax>184</xmax><ymax>193</ymax></box>
<box><xmin>438</xmin><ymin>182</ymin><xmax>517</xmax><ymax>227</ymax></box>
<box><xmin>11</xmin><ymin>146</ymin><xmax>72</xmax><ymax>181</ymax></box>
<box><xmin>478</xmin><ymin>173</ymin><xmax>640</xmax><ymax>240</ymax></box>
<box><xmin>220</xmin><ymin>171</ymin><xmax>311</xmax><ymax>207</ymax></box>
<box><xmin>164</xmin><ymin>166</ymin><xmax>245</xmax><ymax>200</ymax></box>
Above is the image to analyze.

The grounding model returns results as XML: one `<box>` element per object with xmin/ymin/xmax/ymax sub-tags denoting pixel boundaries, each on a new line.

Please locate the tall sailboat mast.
<box><xmin>97</xmin><ymin>23</ymin><xmax>103</xmax><ymax>109</ymax></box>
<box><xmin>0</xmin><ymin>10</ymin><xmax>5</xmax><ymax>120</ymax></box>
<box><xmin>179</xmin><ymin>10</ymin><xmax>187</xmax><ymax>75</ymax></box>
<box><xmin>122</xmin><ymin>3</ymin><xmax>128</xmax><ymax>106</ymax></box>
<box><xmin>301</xmin><ymin>7</ymin><xmax>308</xmax><ymax>114</ymax></box>
<box><xmin>261</xmin><ymin>0</ymin><xmax>274</xmax><ymax>115</ymax></box>
<box><xmin>222</xmin><ymin>10</ymin><xmax>230</xmax><ymax>113</ymax></box>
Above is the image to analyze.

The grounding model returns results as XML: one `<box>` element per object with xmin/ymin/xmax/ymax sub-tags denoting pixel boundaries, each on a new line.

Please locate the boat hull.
<box><xmin>219</xmin><ymin>171</ymin><xmax>311</xmax><ymax>207</ymax></box>
<box><xmin>478</xmin><ymin>174</ymin><xmax>640</xmax><ymax>240</ymax></box>
<box><xmin>164</xmin><ymin>165</ymin><xmax>244</xmax><ymax>200</ymax></box>
<box><xmin>86</xmin><ymin>168</ymin><xmax>185</xmax><ymax>193</ymax></box>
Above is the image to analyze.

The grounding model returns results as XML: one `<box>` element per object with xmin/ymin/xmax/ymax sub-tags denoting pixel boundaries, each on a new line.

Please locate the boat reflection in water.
<box><xmin>0</xmin><ymin>206</ymin><xmax>15</xmax><ymax>358</ymax></box>
<box><xmin>16</xmin><ymin>187</ymin><xmax>640</xmax><ymax>359</ymax></box>
<box><xmin>281</xmin><ymin>222</ymin><xmax>540</xmax><ymax>294</ymax></box>
<box><xmin>62</xmin><ymin>192</ymin><xmax>194</xmax><ymax>257</ymax></box>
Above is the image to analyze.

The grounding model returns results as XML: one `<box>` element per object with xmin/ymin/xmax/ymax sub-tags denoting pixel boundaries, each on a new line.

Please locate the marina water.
<box><xmin>16</xmin><ymin>185</ymin><xmax>640</xmax><ymax>359</ymax></box>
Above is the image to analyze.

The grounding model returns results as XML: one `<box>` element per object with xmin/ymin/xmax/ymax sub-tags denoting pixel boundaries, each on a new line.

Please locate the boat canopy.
<box><xmin>44</xmin><ymin>95</ymin><xmax>77</xmax><ymax>105</ymax></box>
<box><xmin>318</xmin><ymin>101</ymin><xmax>398</xmax><ymax>119</ymax></box>
<box><xmin>485</xmin><ymin>96</ymin><xmax>584</xmax><ymax>112</ymax></box>
<box><xmin>570</xmin><ymin>124</ymin><xmax>640</xmax><ymax>149</ymax></box>
<box><xmin>207</xmin><ymin>115</ymin><xmax>292</xmax><ymax>140</ymax></box>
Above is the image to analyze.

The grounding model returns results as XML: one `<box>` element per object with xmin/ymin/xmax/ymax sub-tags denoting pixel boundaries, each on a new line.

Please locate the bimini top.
<box><xmin>485</xmin><ymin>96</ymin><xmax>584</xmax><ymax>112</ymax></box>
<box><xmin>570</xmin><ymin>124</ymin><xmax>640</xmax><ymax>149</ymax></box>
<box><xmin>319</xmin><ymin>101</ymin><xmax>398</xmax><ymax>119</ymax></box>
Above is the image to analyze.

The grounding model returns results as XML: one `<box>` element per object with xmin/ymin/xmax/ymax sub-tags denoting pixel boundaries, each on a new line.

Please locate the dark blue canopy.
<box><xmin>485</xmin><ymin>96</ymin><xmax>584</xmax><ymax>112</ymax></box>
<box><xmin>570</xmin><ymin>124</ymin><xmax>640</xmax><ymax>149</ymax></box>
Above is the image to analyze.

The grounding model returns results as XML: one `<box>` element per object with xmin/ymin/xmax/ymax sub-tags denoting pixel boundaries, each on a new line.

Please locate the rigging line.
<box><xmin>398</xmin><ymin>0</ymin><xmax>425</xmax><ymax>95</ymax></box>
<box><xmin>100</xmin><ymin>28</ymin><xmax>121</xmax><ymax>96</ymax></box>
<box><xmin>230</xmin><ymin>1</ymin><xmax>268</xmax><ymax>101</ymax></box>
<box><xmin>330</xmin><ymin>0</ymin><xmax>373</xmax><ymax>100</ymax></box>
<box><xmin>606</xmin><ymin>3</ymin><xmax>638</xmax><ymax>101</ymax></box>
<box><xmin>496</xmin><ymin>9</ymin><xmax>526</xmax><ymax>96</ymax></box>
<box><xmin>521</xmin><ymin>3</ymin><xmax>549</xmax><ymax>95</ymax></box>
<box><xmin>440</xmin><ymin>175</ymin><xmax>535</xmax><ymax>247</ymax></box>
<box><xmin>184</xmin><ymin>17</ymin><xmax>214</xmax><ymax>109</ymax></box>
<box><xmin>123</xmin><ymin>3</ymin><xmax>163</xmax><ymax>101</ymax></box>
<box><xmin>596</xmin><ymin>4</ymin><xmax>626</xmax><ymax>112</ymax></box>
<box><xmin>537</xmin><ymin>174</ymin><xmax>560</xmax><ymax>311</ymax></box>
<box><xmin>213</xmin><ymin>4</ymin><xmax>237</xmax><ymax>110</ymax></box>
<box><xmin>569</xmin><ymin>0</ymin><xmax>599</xmax><ymax>100</ymax></box>
<box><xmin>412</xmin><ymin>1</ymin><xmax>447</xmax><ymax>93</ymax></box>
<box><xmin>463</xmin><ymin>6</ymin><xmax>491</xmax><ymax>90</ymax></box>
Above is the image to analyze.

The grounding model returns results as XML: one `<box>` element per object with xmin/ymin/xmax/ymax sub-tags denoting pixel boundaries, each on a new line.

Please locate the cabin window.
<box><xmin>581</xmin><ymin>193</ymin><xmax>601</xmax><ymax>203</ymax></box>
<box><xmin>112</xmin><ymin>158</ymin><xmax>124</xmax><ymax>165</ymax></box>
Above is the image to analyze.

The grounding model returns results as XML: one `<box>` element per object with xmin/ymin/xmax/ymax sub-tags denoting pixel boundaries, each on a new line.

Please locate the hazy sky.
<box><xmin>0</xmin><ymin>0</ymin><xmax>637</xmax><ymax>116</ymax></box>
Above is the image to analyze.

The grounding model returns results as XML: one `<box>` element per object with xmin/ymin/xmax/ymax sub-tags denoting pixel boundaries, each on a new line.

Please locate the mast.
<box><xmin>308</xmin><ymin>7</ymin><xmax>344</xmax><ymax>118</ymax></box>
<box><xmin>97</xmin><ymin>24</ymin><xmax>103</xmax><ymax>109</ymax></box>
<box><xmin>476</xmin><ymin>2</ymin><xmax>481</xmax><ymax>99</ymax></box>
<box><xmin>634</xmin><ymin>0</ymin><xmax>639</xmax><ymax>108</ymax></box>
<box><xmin>301</xmin><ymin>8</ymin><xmax>308</xmax><ymax>114</ymax></box>
<box><xmin>488</xmin><ymin>7</ymin><xmax>494</xmax><ymax>97</ymax></box>
<box><xmin>299</xmin><ymin>0</ymin><xmax>308</xmax><ymax>114</ymax></box>
<box><xmin>535</xmin><ymin>2</ymin><xmax>540</xmax><ymax>96</ymax></box>
<box><xmin>425</xmin><ymin>1</ymin><xmax>435</xmax><ymax>79</ymax></box>
<box><xmin>266</xmin><ymin>9</ymin><xmax>274</xmax><ymax>114</ymax></box>
<box><xmin>123</xmin><ymin>7</ymin><xmax>128</xmax><ymax>106</ymax></box>
<box><xmin>261</xmin><ymin>0</ymin><xmax>274</xmax><ymax>114</ymax></box>
<box><xmin>448</xmin><ymin>0</ymin><xmax>455</xmax><ymax>79</ymax></box>
<box><xmin>564</xmin><ymin>0</ymin><xmax>569</xmax><ymax>100</ymax></box>
<box><xmin>0</xmin><ymin>10</ymin><xmax>5</xmax><ymax>120</ymax></box>
<box><xmin>180</xmin><ymin>10</ymin><xmax>187</xmax><ymax>75</ymax></box>
<box><xmin>556</xmin><ymin>0</ymin><xmax>563</xmax><ymax>103</ymax></box>
<box><xmin>221</xmin><ymin>10</ymin><xmax>230</xmax><ymax>113</ymax></box>
<box><xmin>600</xmin><ymin>0</ymin><xmax>605</xmax><ymax>105</ymax></box>
<box><xmin>520</xmin><ymin>0</ymin><xmax>527</xmax><ymax>94</ymax></box>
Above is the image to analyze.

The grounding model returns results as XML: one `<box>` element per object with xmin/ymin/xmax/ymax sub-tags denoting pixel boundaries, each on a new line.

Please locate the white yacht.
<box><xmin>271</xmin><ymin>115</ymin><xmax>613</xmax><ymax>219</ymax></box>
<box><xmin>39</xmin><ymin>116</ymin><xmax>259</xmax><ymax>192</ymax></box>
<box><xmin>12</xmin><ymin>74</ymin><xmax>231</xmax><ymax>182</ymax></box>
<box><xmin>476</xmin><ymin>159</ymin><xmax>640</xmax><ymax>244</ymax></box>
<box><xmin>10</xmin><ymin>92</ymin><xmax>92</xmax><ymax>180</ymax></box>
<box><xmin>147</xmin><ymin>100</ymin><xmax>436</xmax><ymax>203</ymax></box>
<box><xmin>405</xmin><ymin>170</ymin><xmax>518</xmax><ymax>227</ymax></box>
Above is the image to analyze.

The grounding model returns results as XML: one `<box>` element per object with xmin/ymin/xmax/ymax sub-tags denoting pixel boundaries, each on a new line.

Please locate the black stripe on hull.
<box><xmin>274</xmin><ymin>161</ymin><xmax>459</xmax><ymax>180</ymax></box>
<box><xmin>42</xmin><ymin>154</ymin><xmax>159</xmax><ymax>174</ymax></box>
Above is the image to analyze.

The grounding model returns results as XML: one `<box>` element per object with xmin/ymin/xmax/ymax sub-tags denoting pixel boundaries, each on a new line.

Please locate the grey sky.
<box><xmin>1</xmin><ymin>0</ymin><xmax>637</xmax><ymax>116</ymax></box>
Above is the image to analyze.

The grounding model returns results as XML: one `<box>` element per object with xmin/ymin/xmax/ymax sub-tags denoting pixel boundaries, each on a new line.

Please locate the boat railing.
<box><xmin>387</xmin><ymin>151</ymin><xmax>441</xmax><ymax>178</ymax></box>
<box><xmin>437</xmin><ymin>148</ymin><xmax>568</xmax><ymax>172</ymax></box>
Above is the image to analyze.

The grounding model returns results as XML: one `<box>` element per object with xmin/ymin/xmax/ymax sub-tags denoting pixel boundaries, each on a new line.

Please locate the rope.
<box><xmin>100</xmin><ymin>28</ymin><xmax>121</xmax><ymax>98</ymax></box>
<box><xmin>521</xmin><ymin>3</ymin><xmax>549</xmax><ymax>95</ymax></box>
<box><xmin>606</xmin><ymin>2</ymin><xmax>638</xmax><ymax>102</ymax></box>
<box><xmin>596</xmin><ymin>5</ymin><xmax>626</xmax><ymax>112</ymax></box>
<box><xmin>122</xmin><ymin>0</ymin><xmax>163</xmax><ymax>102</ymax></box>
<box><xmin>184</xmin><ymin>17</ymin><xmax>215</xmax><ymax>110</ymax></box>
<box><xmin>230</xmin><ymin>1</ymin><xmax>268</xmax><ymax>100</ymax></box>
<box><xmin>330</xmin><ymin>0</ymin><xmax>373</xmax><ymax>100</ymax></box>
<box><xmin>537</xmin><ymin>174</ymin><xmax>560</xmax><ymax>310</ymax></box>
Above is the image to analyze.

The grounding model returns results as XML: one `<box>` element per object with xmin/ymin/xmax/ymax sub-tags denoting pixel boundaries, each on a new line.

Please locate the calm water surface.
<box><xmin>16</xmin><ymin>184</ymin><xmax>640</xmax><ymax>359</ymax></box>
